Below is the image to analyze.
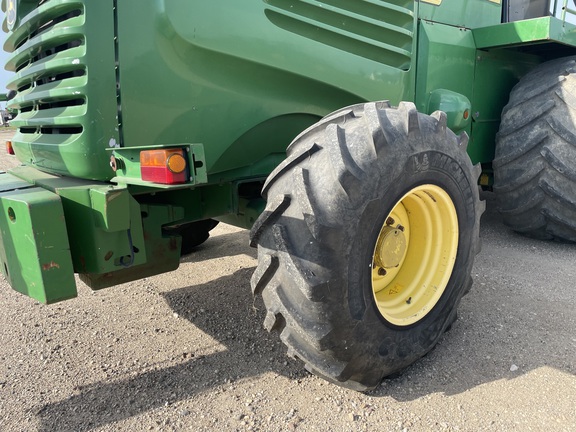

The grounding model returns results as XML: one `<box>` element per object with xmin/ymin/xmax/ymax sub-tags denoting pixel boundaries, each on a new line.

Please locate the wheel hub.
<box><xmin>374</xmin><ymin>226</ymin><xmax>406</xmax><ymax>269</ymax></box>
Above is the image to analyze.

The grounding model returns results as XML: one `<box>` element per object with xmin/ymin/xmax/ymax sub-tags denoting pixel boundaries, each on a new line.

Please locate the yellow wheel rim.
<box><xmin>371</xmin><ymin>184</ymin><xmax>458</xmax><ymax>327</ymax></box>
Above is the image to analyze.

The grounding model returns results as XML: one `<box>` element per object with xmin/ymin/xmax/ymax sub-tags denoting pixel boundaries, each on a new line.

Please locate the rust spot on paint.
<box><xmin>42</xmin><ymin>261</ymin><xmax>60</xmax><ymax>271</ymax></box>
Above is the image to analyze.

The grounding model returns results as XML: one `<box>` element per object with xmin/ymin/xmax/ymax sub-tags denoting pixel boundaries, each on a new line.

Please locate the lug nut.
<box><xmin>378</xmin><ymin>268</ymin><xmax>387</xmax><ymax>276</ymax></box>
<box><xmin>386</xmin><ymin>217</ymin><xmax>395</xmax><ymax>226</ymax></box>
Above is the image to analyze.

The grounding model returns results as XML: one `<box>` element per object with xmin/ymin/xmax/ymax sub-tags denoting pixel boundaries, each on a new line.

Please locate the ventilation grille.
<box><xmin>4</xmin><ymin>0</ymin><xmax>86</xmax><ymax>136</ymax></box>
<box><xmin>264</xmin><ymin>0</ymin><xmax>414</xmax><ymax>70</ymax></box>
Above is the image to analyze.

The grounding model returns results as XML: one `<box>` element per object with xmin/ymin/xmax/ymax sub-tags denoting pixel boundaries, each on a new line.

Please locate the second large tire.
<box><xmin>494</xmin><ymin>56</ymin><xmax>576</xmax><ymax>241</ymax></box>
<box><xmin>250</xmin><ymin>101</ymin><xmax>483</xmax><ymax>390</ymax></box>
<box><xmin>173</xmin><ymin>219</ymin><xmax>219</xmax><ymax>256</ymax></box>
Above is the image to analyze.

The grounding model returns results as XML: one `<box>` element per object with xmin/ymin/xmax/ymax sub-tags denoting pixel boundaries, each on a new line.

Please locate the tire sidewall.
<box><xmin>346</xmin><ymin>148</ymin><xmax>477</xmax><ymax>362</ymax></box>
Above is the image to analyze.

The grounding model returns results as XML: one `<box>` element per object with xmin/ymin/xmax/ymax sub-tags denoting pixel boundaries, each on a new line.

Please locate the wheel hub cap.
<box><xmin>374</xmin><ymin>227</ymin><xmax>406</xmax><ymax>269</ymax></box>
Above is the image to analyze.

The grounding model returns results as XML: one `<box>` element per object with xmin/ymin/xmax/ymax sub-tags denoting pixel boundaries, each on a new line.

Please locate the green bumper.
<box><xmin>0</xmin><ymin>172</ymin><xmax>76</xmax><ymax>303</ymax></box>
<box><xmin>0</xmin><ymin>167</ymin><xmax>186</xmax><ymax>304</ymax></box>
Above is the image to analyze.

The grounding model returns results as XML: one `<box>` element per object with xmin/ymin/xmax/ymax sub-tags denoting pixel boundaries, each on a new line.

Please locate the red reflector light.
<box><xmin>140</xmin><ymin>149</ymin><xmax>188</xmax><ymax>184</ymax></box>
<box><xmin>6</xmin><ymin>140</ymin><xmax>14</xmax><ymax>155</ymax></box>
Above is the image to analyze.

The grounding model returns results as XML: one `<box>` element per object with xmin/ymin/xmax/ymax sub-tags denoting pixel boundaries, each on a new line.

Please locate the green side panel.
<box><xmin>468</xmin><ymin>16</ymin><xmax>576</xmax><ymax>165</ymax></box>
<box><xmin>217</xmin><ymin>196</ymin><xmax>267</xmax><ymax>230</ymax></box>
<box><xmin>80</xmin><ymin>204</ymin><xmax>183</xmax><ymax>290</ymax></box>
<box><xmin>469</xmin><ymin>49</ymin><xmax>540</xmax><ymax>164</ymax></box>
<box><xmin>3</xmin><ymin>0</ymin><xmax>118</xmax><ymax>181</ymax></box>
<box><xmin>419</xmin><ymin>0</ymin><xmax>502</xmax><ymax>28</ymax></box>
<box><xmin>138</xmin><ymin>184</ymin><xmax>235</xmax><ymax>226</ymax></box>
<box><xmin>415</xmin><ymin>20</ymin><xmax>476</xmax><ymax>133</ymax></box>
<box><xmin>89</xmin><ymin>188</ymin><xmax>130</xmax><ymax>232</ymax></box>
<box><xmin>0</xmin><ymin>173</ymin><xmax>76</xmax><ymax>304</ymax></box>
<box><xmin>116</xmin><ymin>0</ymin><xmax>416</xmax><ymax>179</ymax></box>
<box><xmin>59</xmin><ymin>188</ymin><xmax>148</xmax><ymax>274</ymax></box>
<box><xmin>474</xmin><ymin>16</ymin><xmax>576</xmax><ymax>49</ymax></box>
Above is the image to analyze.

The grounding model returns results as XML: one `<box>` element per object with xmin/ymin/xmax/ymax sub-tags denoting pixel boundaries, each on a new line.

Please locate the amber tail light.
<box><xmin>140</xmin><ymin>149</ymin><xmax>188</xmax><ymax>184</ymax></box>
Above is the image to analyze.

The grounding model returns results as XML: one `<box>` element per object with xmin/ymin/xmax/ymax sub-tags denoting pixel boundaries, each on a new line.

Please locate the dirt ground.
<box><xmin>0</xmin><ymin>128</ymin><xmax>574</xmax><ymax>432</ymax></box>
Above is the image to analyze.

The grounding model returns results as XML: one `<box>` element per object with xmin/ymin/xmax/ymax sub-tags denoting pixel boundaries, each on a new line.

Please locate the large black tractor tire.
<box><xmin>250</xmin><ymin>101</ymin><xmax>483</xmax><ymax>390</ymax></box>
<box><xmin>494</xmin><ymin>56</ymin><xmax>576</xmax><ymax>241</ymax></box>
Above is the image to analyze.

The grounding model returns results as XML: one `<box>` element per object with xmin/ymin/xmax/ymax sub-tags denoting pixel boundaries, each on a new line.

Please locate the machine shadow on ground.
<box><xmin>36</xmin><ymin>195</ymin><xmax>576</xmax><ymax>431</ymax></box>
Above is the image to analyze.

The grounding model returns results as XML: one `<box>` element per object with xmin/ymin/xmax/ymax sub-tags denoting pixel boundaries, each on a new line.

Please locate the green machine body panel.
<box><xmin>414</xmin><ymin>20</ymin><xmax>476</xmax><ymax>137</ymax></box>
<box><xmin>3</xmin><ymin>0</ymin><xmax>576</xmax><ymax>301</ymax></box>
<box><xmin>114</xmin><ymin>0</ymin><xmax>417</xmax><ymax>181</ymax></box>
<box><xmin>474</xmin><ymin>16</ymin><xmax>576</xmax><ymax>50</ymax></box>
<box><xmin>468</xmin><ymin>15</ymin><xmax>576</xmax><ymax>165</ymax></box>
<box><xmin>419</xmin><ymin>0</ymin><xmax>502</xmax><ymax>28</ymax></box>
<box><xmin>0</xmin><ymin>172</ymin><xmax>75</xmax><ymax>303</ymax></box>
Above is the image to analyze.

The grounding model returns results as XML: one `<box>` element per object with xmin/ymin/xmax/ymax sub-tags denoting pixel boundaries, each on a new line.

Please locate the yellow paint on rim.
<box><xmin>371</xmin><ymin>184</ymin><xmax>458</xmax><ymax>327</ymax></box>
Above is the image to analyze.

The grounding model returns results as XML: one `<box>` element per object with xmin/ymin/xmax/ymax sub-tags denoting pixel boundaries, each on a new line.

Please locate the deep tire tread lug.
<box><xmin>541</xmin><ymin>144</ymin><xmax>576</xmax><ymax>182</ymax></box>
<box><xmin>249</xmin><ymin>194</ymin><xmax>291</xmax><ymax>247</ymax></box>
<box><xmin>546</xmin><ymin>115</ymin><xmax>576</xmax><ymax>149</ymax></box>
<box><xmin>539</xmin><ymin>176</ymin><xmax>576</xmax><ymax>211</ymax></box>
<box><xmin>431</xmin><ymin>110</ymin><xmax>447</xmax><ymax>133</ymax></box>
<box><xmin>330</xmin><ymin>123</ymin><xmax>365</xmax><ymax>180</ymax></box>
<box><xmin>262</xmin><ymin>143</ymin><xmax>321</xmax><ymax>199</ymax></box>
<box><xmin>294</xmin><ymin>167</ymin><xmax>323</xmax><ymax>240</ymax></box>
<box><xmin>509</xmin><ymin>75</ymin><xmax>564</xmax><ymax>106</ymax></box>
<box><xmin>493</xmin><ymin>128</ymin><xmax>548</xmax><ymax>169</ymax></box>
<box><xmin>264</xmin><ymin>310</ymin><xmax>285</xmax><ymax>333</ymax></box>
<box><xmin>325</xmin><ymin>124</ymin><xmax>366</xmax><ymax>199</ymax></box>
<box><xmin>473</xmin><ymin>163</ymin><xmax>481</xmax><ymax>180</ymax></box>
<box><xmin>251</xmin><ymin>252</ymin><xmax>279</xmax><ymax>296</ymax></box>
<box><xmin>458</xmin><ymin>132</ymin><xmax>470</xmax><ymax>151</ymax></box>
<box><xmin>398</xmin><ymin>101</ymin><xmax>420</xmax><ymax>135</ymax></box>
<box><xmin>498</xmin><ymin>99</ymin><xmax>555</xmax><ymax>137</ymax></box>
<box><xmin>494</xmin><ymin>160</ymin><xmax>544</xmax><ymax>194</ymax></box>
<box><xmin>272</xmin><ymin>224</ymin><xmax>328</xmax><ymax>302</ymax></box>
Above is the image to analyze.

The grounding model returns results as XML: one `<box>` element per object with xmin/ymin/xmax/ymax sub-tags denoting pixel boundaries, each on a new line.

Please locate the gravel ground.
<box><xmin>0</xmin><ymin>128</ymin><xmax>575</xmax><ymax>431</ymax></box>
